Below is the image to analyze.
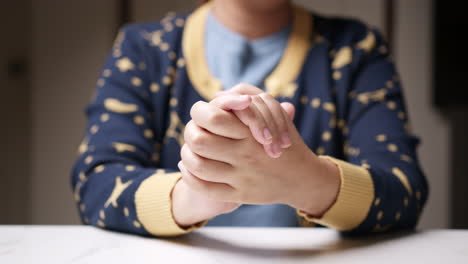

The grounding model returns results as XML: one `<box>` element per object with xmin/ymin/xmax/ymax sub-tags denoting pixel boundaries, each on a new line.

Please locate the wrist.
<box><xmin>171</xmin><ymin>179</ymin><xmax>204</xmax><ymax>227</ymax></box>
<box><xmin>287</xmin><ymin>153</ymin><xmax>341</xmax><ymax>217</ymax></box>
<box><xmin>172</xmin><ymin>179</ymin><xmax>240</xmax><ymax>227</ymax></box>
<box><xmin>313</xmin><ymin>157</ymin><xmax>341</xmax><ymax>216</ymax></box>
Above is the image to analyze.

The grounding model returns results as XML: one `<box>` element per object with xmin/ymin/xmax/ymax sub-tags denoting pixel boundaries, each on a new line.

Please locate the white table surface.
<box><xmin>1</xmin><ymin>226</ymin><xmax>467</xmax><ymax>264</ymax></box>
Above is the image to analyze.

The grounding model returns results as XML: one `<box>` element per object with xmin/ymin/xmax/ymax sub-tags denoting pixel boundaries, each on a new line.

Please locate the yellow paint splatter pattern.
<box><xmin>104</xmin><ymin>177</ymin><xmax>133</xmax><ymax>208</ymax></box>
<box><xmin>112</xmin><ymin>142</ymin><xmax>137</xmax><ymax>153</ymax></box>
<box><xmin>104</xmin><ymin>98</ymin><xmax>138</xmax><ymax>113</ymax></box>
<box><xmin>392</xmin><ymin>167</ymin><xmax>413</xmax><ymax>195</ymax></box>
<box><xmin>332</xmin><ymin>47</ymin><xmax>352</xmax><ymax>69</ymax></box>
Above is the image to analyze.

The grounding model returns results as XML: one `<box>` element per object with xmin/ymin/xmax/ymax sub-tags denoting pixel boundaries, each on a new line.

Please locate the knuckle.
<box><xmin>190</xmin><ymin>101</ymin><xmax>205</xmax><ymax>118</ymax></box>
<box><xmin>252</xmin><ymin>94</ymin><xmax>263</xmax><ymax>103</ymax></box>
<box><xmin>181</xmin><ymin>146</ymin><xmax>201</xmax><ymax>174</ymax></box>
<box><xmin>190</xmin><ymin>156</ymin><xmax>205</xmax><ymax>176</ymax></box>
<box><xmin>248</xmin><ymin>105</ymin><xmax>266</xmax><ymax>125</ymax></box>
<box><xmin>190</xmin><ymin>131</ymin><xmax>209</xmax><ymax>150</ymax></box>
<box><xmin>186</xmin><ymin>119</ymin><xmax>195</xmax><ymax>128</ymax></box>
<box><xmin>183</xmin><ymin>121</ymin><xmax>195</xmax><ymax>143</ymax></box>
<box><xmin>260</xmin><ymin>92</ymin><xmax>274</xmax><ymax>101</ymax></box>
<box><xmin>253</xmin><ymin>119</ymin><xmax>266</xmax><ymax>134</ymax></box>
<box><xmin>206</xmin><ymin>111</ymin><xmax>225</xmax><ymax>126</ymax></box>
<box><xmin>240</xmin><ymin>108</ymin><xmax>255</xmax><ymax>121</ymax></box>
<box><xmin>180</xmin><ymin>144</ymin><xmax>189</xmax><ymax>159</ymax></box>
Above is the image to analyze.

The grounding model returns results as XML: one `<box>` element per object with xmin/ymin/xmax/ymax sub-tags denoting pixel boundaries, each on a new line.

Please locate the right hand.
<box><xmin>171</xmin><ymin>178</ymin><xmax>240</xmax><ymax>227</ymax></box>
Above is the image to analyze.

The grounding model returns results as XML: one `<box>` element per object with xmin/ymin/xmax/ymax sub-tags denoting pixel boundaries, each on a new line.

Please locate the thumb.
<box><xmin>214</xmin><ymin>83</ymin><xmax>263</xmax><ymax>97</ymax></box>
<box><xmin>280</xmin><ymin>102</ymin><xmax>295</xmax><ymax>120</ymax></box>
<box><xmin>211</xmin><ymin>94</ymin><xmax>252</xmax><ymax>111</ymax></box>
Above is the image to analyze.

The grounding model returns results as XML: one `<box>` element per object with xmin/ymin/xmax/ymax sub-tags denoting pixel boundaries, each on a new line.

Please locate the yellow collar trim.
<box><xmin>182</xmin><ymin>2</ymin><xmax>312</xmax><ymax>100</ymax></box>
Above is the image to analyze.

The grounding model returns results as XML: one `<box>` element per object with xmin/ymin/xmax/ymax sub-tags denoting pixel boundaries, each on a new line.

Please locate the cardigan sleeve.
<box><xmin>71</xmin><ymin>25</ymin><xmax>203</xmax><ymax>237</ymax></box>
<box><xmin>298</xmin><ymin>28</ymin><xmax>428</xmax><ymax>234</ymax></box>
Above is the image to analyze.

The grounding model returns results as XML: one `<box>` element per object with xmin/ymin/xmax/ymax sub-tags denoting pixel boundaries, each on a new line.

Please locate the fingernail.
<box><xmin>240</xmin><ymin>95</ymin><xmax>250</xmax><ymax>100</ymax></box>
<box><xmin>280</xmin><ymin>133</ymin><xmax>292</xmax><ymax>148</ymax></box>
<box><xmin>263</xmin><ymin>128</ymin><xmax>273</xmax><ymax>143</ymax></box>
<box><xmin>177</xmin><ymin>161</ymin><xmax>183</xmax><ymax>171</ymax></box>
<box><xmin>237</xmin><ymin>95</ymin><xmax>251</xmax><ymax>105</ymax></box>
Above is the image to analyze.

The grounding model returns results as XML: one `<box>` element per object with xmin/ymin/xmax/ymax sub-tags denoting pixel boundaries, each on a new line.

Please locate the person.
<box><xmin>71</xmin><ymin>0</ymin><xmax>428</xmax><ymax>237</ymax></box>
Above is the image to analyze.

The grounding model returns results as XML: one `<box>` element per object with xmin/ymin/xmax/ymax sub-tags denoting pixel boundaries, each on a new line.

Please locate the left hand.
<box><xmin>180</xmin><ymin>92</ymin><xmax>341</xmax><ymax>217</ymax></box>
<box><xmin>210</xmin><ymin>84</ymin><xmax>296</xmax><ymax>158</ymax></box>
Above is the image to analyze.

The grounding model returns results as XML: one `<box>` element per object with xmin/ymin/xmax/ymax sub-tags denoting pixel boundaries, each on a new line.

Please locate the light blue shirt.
<box><xmin>205</xmin><ymin>12</ymin><xmax>291</xmax><ymax>90</ymax></box>
<box><xmin>204</xmin><ymin>12</ymin><xmax>298</xmax><ymax>227</ymax></box>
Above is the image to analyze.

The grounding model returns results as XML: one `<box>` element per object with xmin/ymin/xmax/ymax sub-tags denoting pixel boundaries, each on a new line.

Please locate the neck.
<box><xmin>212</xmin><ymin>1</ymin><xmax>292</xmax><ymax>40</ymax></box>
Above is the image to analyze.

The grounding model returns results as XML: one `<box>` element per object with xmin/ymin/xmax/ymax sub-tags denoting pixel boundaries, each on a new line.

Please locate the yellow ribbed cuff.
<box><xmin>135</xmin><ymin>172</ymin><xmax>205</xmax><ymax>237</ymax></box>
<box><xmin>297</xmin><ymin>156</ymin><xmax>375</xmax><ymax>231</ymax></box>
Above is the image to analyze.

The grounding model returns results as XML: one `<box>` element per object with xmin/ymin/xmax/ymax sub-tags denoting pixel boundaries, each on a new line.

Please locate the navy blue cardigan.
<box><xmin>71</xmin><ymin>4</ymin><xmax>428</xmax><ymax>237</ymax></box>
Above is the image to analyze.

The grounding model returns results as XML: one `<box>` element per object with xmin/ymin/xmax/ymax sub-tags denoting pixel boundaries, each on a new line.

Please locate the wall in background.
<box><xmin>30</xmin><ymin>0</ymin><xmax>118</xmax><ymax>224</ymax></box>
<box><xmin>0</xmin><ymin>0</ymin><xmax>31</xmax><ymax>224</ymax></box>
<box><xmin>19</xmin><ymin>0</ymin><xmax>449</xmax><ymax>228</ymax></box>
<box><xmin>394</xmin><ymin>0</ymin><xmax>449</xmax><ymax>228</ymax></box>
<box><xmin>295</xmin><ymin>0</ymin><xmax>385</xmax><ymax>30</ymax></box>
<box><xmin>132</xmin><ymin>0</ymin><xmax>195</xmax><ymax>22</ymax></box>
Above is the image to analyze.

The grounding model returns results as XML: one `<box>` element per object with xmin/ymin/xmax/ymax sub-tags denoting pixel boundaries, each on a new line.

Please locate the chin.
<box><xmin>217</xmin><ymin>0</ymin><xmax>291</xmax><ymax>12</ymax></box>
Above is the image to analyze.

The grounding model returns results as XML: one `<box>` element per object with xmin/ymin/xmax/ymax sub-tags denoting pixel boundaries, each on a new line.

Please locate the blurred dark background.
<box><xmin>0</xmin><ymin>0</ymin><xmax>465</xmax><ymax>229</ymax></box>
